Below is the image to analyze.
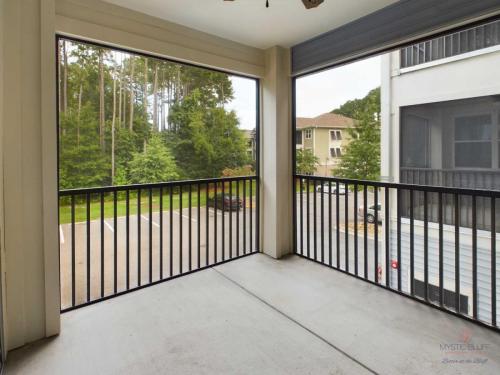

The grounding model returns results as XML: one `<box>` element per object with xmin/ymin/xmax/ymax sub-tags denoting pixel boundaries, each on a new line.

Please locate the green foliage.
<box><xmin>167</xmin><ymin>89</ymin><xmax>250</xmax><ymax>179</ymax></box>
<box><xmin>333</xmin><ymin>88</ymin><xmax>381</xmax><ymax>181</ymax></box>
<box><xmin>58</xmin><ymin>39</ymin><xmax>250</xmax><ymax>189</ymax></box>
<box><xmin>128</xmin><ymin>134</ymin><xmax>179</xmax><ymax>183</ymax></box>
<box><xmin>296</xmin><ymin>149</ymin><xmax>319</xmax><ymax>175</ymax></box>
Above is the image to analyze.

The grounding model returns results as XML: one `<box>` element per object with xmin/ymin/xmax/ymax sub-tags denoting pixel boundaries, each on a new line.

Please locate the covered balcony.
<box><xmin>1</xmin><ymin>0</ymin><xmax>500</xmax><ymax>374</ymax></box>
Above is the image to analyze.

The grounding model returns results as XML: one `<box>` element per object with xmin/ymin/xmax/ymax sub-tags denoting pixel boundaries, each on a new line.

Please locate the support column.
<box><xmin>1</xmin><ymin>0</ymin><xmax>59</xmax><ymax>351</ymax></box>
<box><xmin>261</xmin><ymin>46</ymin><xmax>293</xmax><ymax>259</ymax></box>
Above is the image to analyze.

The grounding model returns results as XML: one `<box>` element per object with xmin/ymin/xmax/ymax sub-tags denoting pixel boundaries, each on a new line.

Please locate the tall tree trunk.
<box><xmin>129</xmin><ymin>57</ymin><xmax>135</xmax><ymax>131</ymax></box>
<box><xmin>111</xmin><ymin>75</ymin><xmax>117</xmax><ymax>184</ymax></box>
<box><xmin>118</xmin><ymin>60</ymin><xmax>123</xmax><ymax>128</ymax></box>
<box><xmin>62</xmin><ymin>40</ymin><xmax>68</xmax><ymax>113</ymax></box>
<box><xmin>153</xmin><ymin>63</ymin><xmax>159</xmax><ymax>130</ymax></box>
<box><xmin>143</xmin><ymin>58</ymin><xmax>148</xmax><ymax>119</ymax></box>
<box><xmin>99</xmin><ymin>50</ymin><xmax>105</xmax><ymax>150</ymax></box>
<box><xmin>77</xmin><ymin>83</ymin><xmax>83</xmax><ymax>147</ymax></box>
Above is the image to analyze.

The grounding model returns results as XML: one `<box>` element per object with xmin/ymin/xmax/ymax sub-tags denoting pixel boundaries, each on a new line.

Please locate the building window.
<box><xmin>330</xmin><ymin>130</ymin><xmax>342</xmax><ymax>141</ymax></box>
<box><xmin>296</xmin><ymin>130</ymin><xmax>303</xmax><ymax>145</ymax></box>
<box><xmin>454</xmin><ymin>114</ymin><xmax>492</xmax><ymax>168</ymax></box>
<box><xmin>330</xmin><ymin>147</ymin><xmax>342</xmax><ymax>158</ymax></box>
<box><xmin>304</xmin><ymin>129</ymin><xmax>312</xmax><ymax>139</ymax></box>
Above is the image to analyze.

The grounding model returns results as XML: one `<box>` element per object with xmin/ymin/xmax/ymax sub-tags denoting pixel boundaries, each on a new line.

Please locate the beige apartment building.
<box><xmin>296</xmin><ymin>113</ymin><xmax>355</xmax><ymax>176</ymax></box>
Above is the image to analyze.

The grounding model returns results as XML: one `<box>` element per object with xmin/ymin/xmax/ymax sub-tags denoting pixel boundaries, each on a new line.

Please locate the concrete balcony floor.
<box><xmin>5</xmin><ymin>254</ymin><xmax>500</xmax><ymax>375</ymax></box>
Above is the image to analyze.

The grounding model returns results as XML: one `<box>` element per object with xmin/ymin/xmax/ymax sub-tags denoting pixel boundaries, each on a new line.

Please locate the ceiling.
<box><xmin>104</xmin><ymin>0</ymin><xmax>398</xmax><ymax>49</ymax></box>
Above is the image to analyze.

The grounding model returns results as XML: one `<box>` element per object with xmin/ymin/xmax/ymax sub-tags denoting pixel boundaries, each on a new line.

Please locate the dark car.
<box><xmin>208</xmin><ymin>193</ymin><xmax>243</xmax><ymax>211</ymax></box>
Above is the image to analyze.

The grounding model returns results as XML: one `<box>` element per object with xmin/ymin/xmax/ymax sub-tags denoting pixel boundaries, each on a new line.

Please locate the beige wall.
<box><xmin>0</xmin><ymin>0</ymin><xmax>289</xmax><ymax>354</ymax></box>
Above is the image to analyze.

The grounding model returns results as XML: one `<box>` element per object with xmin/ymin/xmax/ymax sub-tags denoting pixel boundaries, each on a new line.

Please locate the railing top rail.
<box><xmin>59</xmin><ymin>175</ymin><xmax>257</xmax><ymax>196</ymax></box>
<box><xmin>295</xmin><ymin>174</ymin><xmax>500</xmax><ymax>197</ymax></box>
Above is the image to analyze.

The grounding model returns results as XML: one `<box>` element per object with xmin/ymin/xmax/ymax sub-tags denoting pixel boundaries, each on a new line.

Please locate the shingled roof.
<box><xmin>296</xmin><ymin>113</ymin><xmax>355</xmax><ymax>129</ymax></box>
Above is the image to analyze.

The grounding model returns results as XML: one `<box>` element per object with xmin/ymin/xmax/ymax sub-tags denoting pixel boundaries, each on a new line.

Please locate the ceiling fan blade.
<box><xmin>301</xmin><ymin>0</ymin><xmax>324</xmax><ymax>9</ymax></box>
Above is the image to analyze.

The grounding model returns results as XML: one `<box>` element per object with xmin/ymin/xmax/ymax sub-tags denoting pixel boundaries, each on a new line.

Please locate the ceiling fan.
<box><xmin>224</xmin><ymin>0</ymin><xmax>324</xmax><ymax>9</ymax></box>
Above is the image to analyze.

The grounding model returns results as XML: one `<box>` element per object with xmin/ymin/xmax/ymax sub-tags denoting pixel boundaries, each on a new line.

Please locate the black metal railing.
<box><xmin>59</xmin><ymin>176</ymin><xmax>259</xmax><ymax>312</ymax></box>
<box><xmin>294</xmin><ymin>174</ymin><xmax>499</xmax><ymax>331</ymax></box>
<box><xmin>400</xmin><ymin>19</ymin><xmax>500</xmax><ymax>69</ymax></box>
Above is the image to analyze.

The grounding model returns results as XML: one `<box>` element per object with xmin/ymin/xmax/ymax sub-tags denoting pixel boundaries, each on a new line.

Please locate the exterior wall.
<box><xmin>309</xmin><ymin>127</ymin><xmax>353</xmax><ymax>176</ymax></box>
<box><xmin>381</xmin><ymin>46</ymin><xmax>500</xmax><ymax>324</ymax></box>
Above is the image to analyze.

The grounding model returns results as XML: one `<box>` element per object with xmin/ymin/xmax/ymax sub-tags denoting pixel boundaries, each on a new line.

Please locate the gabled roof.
<box><xmin>296</xmin><ymin>113</ymin><xmax>355</xmax><ymax>129</ymax></box>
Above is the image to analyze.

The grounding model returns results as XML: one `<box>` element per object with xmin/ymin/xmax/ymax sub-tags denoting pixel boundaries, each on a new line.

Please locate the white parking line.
<box><xmin>59</xmin><ymin>225</ymin><xmax>64</xmax><ymax>244</ymax></box>
<box><xmin>173</xmin><ymin>211</ymin><xmax>197</xmax><ymax>222</ymax></box>
<box><xmin>141</xmin><ymin>215</ymin><xmax>160</xmax><ymax>227</ymax></box>
<box><xmin>104</xmin><ymin>220</ymin><xmax>114</xmax><ymax>232</ymax></box>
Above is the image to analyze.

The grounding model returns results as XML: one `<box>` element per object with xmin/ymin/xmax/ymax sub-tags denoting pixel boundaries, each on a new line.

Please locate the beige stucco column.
<box><xmin>1</xmin><ymin>0</ymin><xmax>59</xmax><ymax>351</ymax></box>
<box><xmin>260</xmin><ymin>46</ymin><xmax>293</xmax><ymax>259</ymax></box>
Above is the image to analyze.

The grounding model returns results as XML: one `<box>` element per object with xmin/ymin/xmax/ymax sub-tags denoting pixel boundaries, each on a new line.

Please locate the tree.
<box><xmin>296</xmin><ymin>149</ymin><xmax>319</xmax><ymax>175</ymax></box>
<box><xmin>333</xmin><ymin>88</ymin><xmax>381</xmax><ymax>181</ymax></box>
<box><xmin>128</xmin><ymin>134</ymin><xmax>179</xmax><ymax>183</ymax></box>
<box><xmin>167</xmin><ymin>89</ymin><xmax>249</xmax><ymax>179</ymax></box>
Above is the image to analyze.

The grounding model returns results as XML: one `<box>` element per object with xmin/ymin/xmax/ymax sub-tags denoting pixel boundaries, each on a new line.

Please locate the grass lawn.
<box><xmin>59</xmin><ymin>181</ymin><xmax>256</xmax><ymax>224</ymax></box>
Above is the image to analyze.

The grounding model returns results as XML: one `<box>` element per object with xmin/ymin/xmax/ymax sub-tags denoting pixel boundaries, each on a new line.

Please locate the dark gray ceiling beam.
<box><xmin>291</xmin><ymin>0</ymin><xmax>500</xmax><ymax>76</ymax></box>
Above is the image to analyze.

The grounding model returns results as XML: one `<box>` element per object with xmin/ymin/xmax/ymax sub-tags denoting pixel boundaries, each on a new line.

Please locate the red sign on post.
<box><xmin>391</xmin><ymin>260</ymin><xmax>399</xmax><ymax>269</ymax></box>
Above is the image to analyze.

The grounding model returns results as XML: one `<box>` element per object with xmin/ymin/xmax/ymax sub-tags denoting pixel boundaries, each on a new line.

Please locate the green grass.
<box><xmin>59</xmin><ymin>181</ymin><xmax>256</xmax><ymax>224</ymax></box>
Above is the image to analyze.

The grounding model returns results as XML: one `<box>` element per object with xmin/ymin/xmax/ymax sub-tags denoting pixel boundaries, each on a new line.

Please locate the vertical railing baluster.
<box><xmin>345</xmin><ymin>183</ymin><xmax>349</xmax><ymax>272</ymax></box>
<box><xmin>197</xmin><ymin>184</ymin><xmax>201</xmax><ymax>269</ymax></box>
<box><xmin>222</xmin><ymin>181</ymin><xmax>225</xmax><ymax>261</ymax></box>
<box><xmin>138</xmin><ymin>189</ymin><xmax>142</xmax><ymax>286</ymax></box>
<box><xmin>438</xmin><ymin>192</ymin><xmax>444</xmax><ymax>307</ymax></box>
<box><xmin>374</xmin><ymin>187</ymin><xmax>379</xmax><ymax>283</ymax></box>
<box><xmin>86</xmin><ymin>192</ymin><xmax>91</xmax><ymax>302</ymax></box>
<box><xmin>354</xmin><ymin>184</ymin><xmax>358</xmax><ymax>276</ymax></box>
<box><xmin>126</xmin><ymin>190</ymin><xmax>130</xmax><ymax>290</ymax></box>
<box><xmin>455</xmin><ymin>194</ymin><xmax>461</xmax><ymax>313</ymax></box>
<box><xmin>148</xmin><ymin>188</ymin><xmax>153</xmax><ymax>284</ymax></box>
<box><xmin>179</xmin><ymin>185</ymin><xmax>183</xmax><ymax>274</ymax></box>
<box><xmin>214</xmin><ymin>182</ymin><xmax>218</xmax><ymax>263</ymax></box>
<box><xmin>363</xmin><ymin>186</ymin><xmax>368</xmax><ymax>278</ymax></box>
<box><xmin>472</xmin><ymin>195</ymin><xmax>478</xmax><ymax>319</ymax></box>
<box><xmin>101</xmin><ymin>192</ymin><xmax>105</xmax><ymax>297</ymax></box>
<box><xmin>229</xmin><ymin>181</ymin><xmax>233</xmax><ymax>259</ymax></box>
<box><xmin>236</xmin><ymin>180</ymin><xmax>240</xmax><ymax>257</ymax></box>
<box><xmin>313</xmin><ymin>180</ymin><xmax>317</xmax><ymax>261</ymax></box>
<box><xmin>321</xmin><ymin>182</ymin><xmax>324</xmax><ymax>263</ymax></box>
<box><xmin>250</xmin><ymin>177</ymin><xmax>253</xmax><ymax>253</ymax></box>
<box><xmin>71</xmin><ymin>195</ymin><xmax>76</xmax><ymax>307</ymax></box>
<box><xmin>491</xmin><ymin>196</ymin><xmax>497</xmax><ymax>326</ymax></box>
<box><xmin>159</xmin><ymin>187</ymin><xmax>163</xmax><ymax>280</ymax></box>
<box><xmin>300</xmin><ymin>178</ymin><xmax>304</xmax><ymax>256</ymax></box>
<box><xmin>336</xmin><ymin>181</ymin><xmax>340</xmax><ymax>268</ymax></box>
<box><xmin>113</xmin><ymin>191</ymin><xmax>117</xmax><ymax>294</ymax></box>
<box><xmin>206</xmin><ymin>182</ymin><xmax>209</xmax><ymax>266</ymax></box>
<box><xmin>169</xmin><ymin>187</ymin><xmax>173</xmax><ymax>277</ymax></box>
<box><xmin>385</xmin><ymin>187</ymin><xmax>390</xmax><ymax>288</ymax></box>
<box><xmin>243</xmin><ymin>180</ymin><xmax>247</xmax><ymax>255</ymax></box>
<box><xmin>189</xmin><ymin>184</ymin><xmax>192</xmax><ymax>271</ymax></box>
<box><xmin>410</xmin><ymin>189</ymin><xmax>414</xmax><ymax>295</ymax></box>
<box><xmin>397</xmin><ymin>189</ymin><xmax>402</xmax><ymax>291</ymax></box>
<box><xmin>328</xmin><ymin>181</ymin><xmax>332</xmax><ymax>266</ymax></box>
<box><xmin>424</xmin><ymin>191</ymin><xmax>429</xmax><ymax>302</ymax></box>
<box><xmin>307</xmin><ymin>179</ymin><xmax>310</xmax><ymax>258</ymax></box>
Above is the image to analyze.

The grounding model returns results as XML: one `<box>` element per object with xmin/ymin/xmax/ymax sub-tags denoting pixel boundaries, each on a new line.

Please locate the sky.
<box><xmin>296</xmin><ymin>55</ymin><xmax>381</xmax><ymax>117</ymax></box>
<box><xmin>226</xmin><ymin>55</ymin><xmax>381</xmax><ymax>129</ymax></box>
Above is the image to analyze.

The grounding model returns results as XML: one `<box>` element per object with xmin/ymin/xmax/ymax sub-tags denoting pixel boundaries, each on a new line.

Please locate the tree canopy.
<box><xmin>332</xmin><ymin>88</ymin><xmax>381</xmax><ymax>181</ymax></box>
<box><xmin>58</xmin><ymin>39</ymin><xmax>253</xmax><ymax>189</ymax></box>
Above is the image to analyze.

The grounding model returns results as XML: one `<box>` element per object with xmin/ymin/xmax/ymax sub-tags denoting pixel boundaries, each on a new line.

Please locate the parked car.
<box><xmin>316</xmin><ymin>183</ymin><xmax>346</xmax><ymax>195</ymax></box>
<box><xmin>358</xmin><ymin>203</ymin><xmax>382</xmax><ymax>224</ymax></box>
<box><xmin>208</xmin><ymin>193</ymin><xmax>243</xmax><ymax>210</ymax></box>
